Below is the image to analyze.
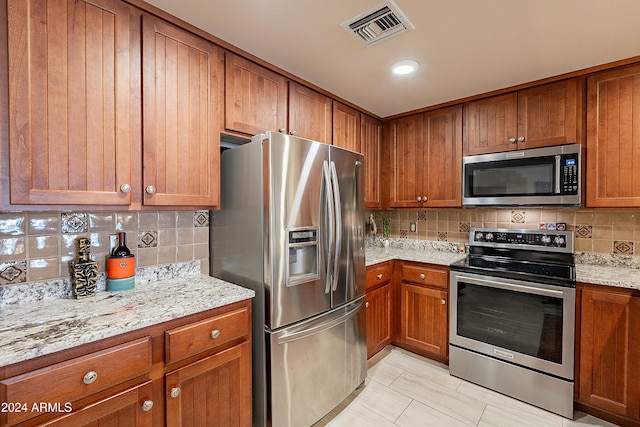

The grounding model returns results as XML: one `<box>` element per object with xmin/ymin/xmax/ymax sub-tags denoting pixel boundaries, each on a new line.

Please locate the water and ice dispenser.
<box><xmin>287</xmin><ymin>228</ymin><xmax>319</xmax><ymax>285</ymax></box>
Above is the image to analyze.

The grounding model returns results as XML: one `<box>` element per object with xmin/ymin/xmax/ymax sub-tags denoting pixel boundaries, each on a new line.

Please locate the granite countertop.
<box><xmin>0</xmin><ymin>269</ymin><xmax>254</xmax><ymax>368</ymax></box>
<box><xmin>365</xmin><ymin>242</ymin><xmax>640</xmax><ymax>291</ymax></box>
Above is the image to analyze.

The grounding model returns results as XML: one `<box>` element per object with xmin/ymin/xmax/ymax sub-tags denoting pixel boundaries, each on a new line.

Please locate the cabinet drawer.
<box><xmin>1</xmin><ymin>337</ymin><xmax>151</xmax><ymax>426</ymax></box>
<box><xmin>401</xmin><ymin>264</ymin><xmax>448</xmax><ymax>289</ymax></box>
<box><xmin>366</xmin><ymin>262</ymin><xmax>392</xmax><ymax>290</ymax></box>
<box><xmin>165</xmin><ymin>306</ymin><xmax>250</xmax><ymax>365</ymax></box>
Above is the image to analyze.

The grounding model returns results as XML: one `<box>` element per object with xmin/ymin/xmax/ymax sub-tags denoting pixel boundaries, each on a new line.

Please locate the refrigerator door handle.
<box><xmin>330</xmin><ymin>161</ymin><xmax>342</xmax><ymax>291</ymax></box>
<box><xmin>275</xmin><ymin>300</ymin><xmax>363</xmax><ymax>344</ymax></box>
<box><xmin>322</xmin><ymin>160</ymin><xmax>335</xmax><ymax>294</ymax></box>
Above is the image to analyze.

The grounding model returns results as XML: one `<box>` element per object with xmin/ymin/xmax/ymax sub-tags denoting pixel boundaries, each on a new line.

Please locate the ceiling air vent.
<box><xmin>342</xmin><ymin>0</ymin><xmax>415</xmax><ymax>47</ymax></box>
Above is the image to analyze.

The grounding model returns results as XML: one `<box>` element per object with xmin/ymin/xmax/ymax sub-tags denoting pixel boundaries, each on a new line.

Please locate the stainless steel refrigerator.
<box><xmin>211</xmin><ymin>131</ymin><xmax>367</xmax><ymax>427</ymax></box>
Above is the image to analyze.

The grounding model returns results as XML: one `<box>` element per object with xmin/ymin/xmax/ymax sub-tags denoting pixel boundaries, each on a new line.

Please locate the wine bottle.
<box><xmin>112</xmin><ymin>232</ymin><xmax>131</xmax><ymax>257</ymax></box>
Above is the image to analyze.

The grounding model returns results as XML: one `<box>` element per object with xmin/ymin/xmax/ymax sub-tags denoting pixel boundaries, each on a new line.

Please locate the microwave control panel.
<box><xmin>561</xmin><ymin>154</ymin><xmax>579</xmax><ymax>194</ymax></box>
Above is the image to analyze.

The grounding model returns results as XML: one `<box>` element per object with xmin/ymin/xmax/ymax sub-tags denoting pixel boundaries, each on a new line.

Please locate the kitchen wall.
<box><xmin>0</xmin><ymin>210</ymin><xmax>210</xmax><ymax>286</ymax></box>
<box><xmin>368</xmin><ymin>208</ymin><xmax>640</xmax><ymax>255</ymax></box>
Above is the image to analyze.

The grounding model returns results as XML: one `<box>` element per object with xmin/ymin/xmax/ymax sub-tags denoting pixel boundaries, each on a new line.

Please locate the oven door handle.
<box><xmin>454</xmin><ymin>275</ymin><xmax>565</xmax><ymax>297</ymax></box>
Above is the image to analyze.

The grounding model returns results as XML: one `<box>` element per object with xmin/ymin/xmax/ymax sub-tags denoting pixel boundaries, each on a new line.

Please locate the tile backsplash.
<box><xmin>0</xmin><ymin>211</ymin><xmax>210</xmax><ymax>286</ymax></box>
<box><xmin>368</xmin><ymin>208</ymin><xmax>640</xmax><ymax>255</ymax></box>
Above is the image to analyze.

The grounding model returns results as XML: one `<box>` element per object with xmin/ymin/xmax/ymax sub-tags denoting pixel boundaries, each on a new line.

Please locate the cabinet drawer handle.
<box><xmin>120</xmin><ymin>183</ymin><xmax>131</xmax><ymax>193</ymax></box>
<box><xmin>419</xmin><ymin>273</ymin><xmax>425</xmax><ymax>280</ymax></box>
<box><xmin>83</xmin><ymin>371</ymin><xmax>98</xmax><ymax>385</ymax></box>
<box><xmin>211</xmin><ymin>329</ymin><xmax>221</xmax><ymax>339</ymax></box>
<box><xmin>170</xmin><ymin>387</ymin><xmax>181</xmax><ymax>398</ymax></box>
<box><xmin>441</xmin><ymin>299</ymin><xmax>446</xmax><ymax>305</ymax></box>
<box><xmin>141</xmin><ymin>400</ymin><xmax>154</xmax><ymax>412</ymax></box>
<box><xmin>377</xmin><ymin>273</ymin><xmax>383</xmax><ymax>280</ymax></box>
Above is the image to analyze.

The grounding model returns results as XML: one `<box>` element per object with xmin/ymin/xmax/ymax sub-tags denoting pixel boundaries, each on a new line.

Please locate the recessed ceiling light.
<box><xmin>391</xmin><ymin>60</ymin><xmax>419</xmax><ymax>75</ymax></box>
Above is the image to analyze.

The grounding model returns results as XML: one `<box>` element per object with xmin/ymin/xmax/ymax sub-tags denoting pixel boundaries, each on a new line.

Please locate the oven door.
<box><xmin>449</xmin><ymin>271</ymin><xmax>575</xmax><ymax>380</ymax></box>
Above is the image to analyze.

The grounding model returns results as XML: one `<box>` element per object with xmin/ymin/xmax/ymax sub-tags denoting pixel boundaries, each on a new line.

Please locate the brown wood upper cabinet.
<box><xmin>7</xmin><ymin>0</ymin><xmax>139</xmax><ymax>206</ymax></box>
<box><xmin>224</xmin><ymin>52</ymin><xmax>288</xmax><ymax>136</ymax></box>
<box><xmin>288</xmin><ymin>81</ymin><xmax>332</xmax><ymax>144</ymax></box>
<box><xmin>586</xmin><ymin>64</ymin><xmax>640</xmax><ymax>207</ymax></box>
<box><xmin>142</xmin><ymin>15</ymin><xmax>223</xmax><ymax>207</ymax></box>
<box><xmin>332</xmin><ymin>101</ymin><xmax>361</xmax><ymax>152</ymax></box>
<box><xmin>464</xmin><ymin>79</ymin><xmax>582</xmax><ymax>155</ymax></box>
<box><xmin>390</xmin><ymin>106</ymin><xmax>462</xmax><ymax>208</ymax></box>
<box><xmin>362</xmin><ymin>114</ymin><xmax>382</xmax><ymax>209</ymax></box>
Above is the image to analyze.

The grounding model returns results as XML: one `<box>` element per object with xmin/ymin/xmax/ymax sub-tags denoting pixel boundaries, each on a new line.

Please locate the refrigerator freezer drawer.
<box><xmin>268</xmin><ymin>298</ymin><xmax>366</xmax><ymax>427</ymax></box>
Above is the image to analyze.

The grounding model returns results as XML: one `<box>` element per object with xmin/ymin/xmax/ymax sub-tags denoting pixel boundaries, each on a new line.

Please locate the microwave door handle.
<box><xmin>323</xmin><ymin>161</ymin><xmax>335</xmax><ymax>294</ymax></box>
<box><xmin>555</xmin><ymin>155</ymin><xmax>561</xmax><ymax>194</ymax></box>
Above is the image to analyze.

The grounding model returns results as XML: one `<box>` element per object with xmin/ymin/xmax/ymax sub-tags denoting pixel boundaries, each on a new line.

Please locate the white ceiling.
<box><xmin>145</xmin><ymin>0</ymin><xmax>640</xmax><ymax>118</ymax></box>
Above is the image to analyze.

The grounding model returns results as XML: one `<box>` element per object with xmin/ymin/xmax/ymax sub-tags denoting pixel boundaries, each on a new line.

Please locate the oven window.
<box><xmin>468</xmin><ymin>160</ymin><xmax>554</xmax><ymax>197</ymax></box>
<box><xmin>456</xmin><ymin>282</ymin><xmax>563</xmax><ymax>364</ymax></box>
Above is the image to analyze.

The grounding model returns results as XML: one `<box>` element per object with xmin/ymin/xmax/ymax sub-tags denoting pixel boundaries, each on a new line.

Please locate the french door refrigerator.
<box><xmin>211</xmin><ymin>131</ymin><xmax>367</xmax><ymax>427</ymax></box>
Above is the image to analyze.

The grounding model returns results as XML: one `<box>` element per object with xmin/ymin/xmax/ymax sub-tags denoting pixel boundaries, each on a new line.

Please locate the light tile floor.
<box><xmin>313</xmin><ymin>346</ymin><xmax>619</xmax><ymax>427</ymax></box>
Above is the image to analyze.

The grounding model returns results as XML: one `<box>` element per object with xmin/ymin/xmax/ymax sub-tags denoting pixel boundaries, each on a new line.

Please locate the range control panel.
<box><xmin>470</xmin><ymin>228</ymin><xmax>573</xmax><ymax>252</ymax></box>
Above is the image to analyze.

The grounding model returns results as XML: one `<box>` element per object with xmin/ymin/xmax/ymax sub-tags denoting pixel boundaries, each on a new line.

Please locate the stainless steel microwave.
<box><xmin>462</xmin><ymin>144</ymin><xmax>581</xmax><ymax>206</ymax></box>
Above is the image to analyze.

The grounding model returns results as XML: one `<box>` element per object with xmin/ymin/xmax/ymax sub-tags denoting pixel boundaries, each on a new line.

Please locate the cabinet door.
<box><xmin>224</xmin><ymin>52</ymin><xmax>287</xmax><ymax>136</ymax></box>
<box><xmin>390</xmin><ymin>115</ymin><xmax>424</xmax><ymax>208</ymax></box>
<box><xmin>517</xmin><ymin>79</ymin><xmax>581</xmax><ymax>150</ymax></box>
<box><xmin>422</xmin><ymin>106</ymin><xmax>462</xmax><ymax>207</ymax></box>
<box><xmin>366</xmin><ymin>283</ymin><xmax>392</xmax><ymax>359</ymax></box>
<box><xmin>332</xmin><ymin>101</ymin><xmax>361</xmax><ymax>152</ymax></box>
<box><xmin>36</xmin><ymin>382</ymin><xmax>153</xmax><ymax>427</ymax></box>
<box><xmin>400</xmin><ymin>283</ymin><xmax>448</xmax><ymax>358</ymax></box>
<box><xmin>579</xmin><ymin>288</ymin><xmax>640</xmax><ymax>420</ymax></box>
<box><xmin>7</xmin><ymin>0</ymin><xmax>138</xmax><ymax>205</ymax></box>
<box><xmin>464</xmin><ymin>93</ymin><xmax>518</xmax><ymax>155</ymax></box>
<box><xmin>165</xmin><ymin>342</ymin><xmax>252</xmax><ymax>426</ymax></box>
<box><xmin>142</xmin><ymin>15</ymin><xmax>222</xmax><ymax>207</ymax></box>
<box><xmin>288</xmin><ymin>81</ymin><xmax>332</xmax><ymax>144</ymax></box>
<box><xmin>586</xmin><ymin>64</ymin><xmax>640</xmax><ymax>207</ymax></box>
<box><xmin>361</xmin><ymin>114</ymin><xmax>382</xmax><ymax>209</ymax></box>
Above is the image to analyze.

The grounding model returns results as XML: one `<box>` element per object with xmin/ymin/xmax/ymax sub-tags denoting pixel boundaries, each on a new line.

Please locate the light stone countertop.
<box><xmin>0</xmin><ymin>271</ymin><xmax>254</xmax><ymax>368</ymax></box>
<box><xmin>365</xmin><ymin>241</ymin><xmax>640</xmax><ymax>291</ymax></box>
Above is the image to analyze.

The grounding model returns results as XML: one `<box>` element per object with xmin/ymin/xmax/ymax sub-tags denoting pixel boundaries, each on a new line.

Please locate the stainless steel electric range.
<box><xmin>449</xmin><ymin>227</ymin><xmax>576</xmax><ymax>418</ymax></box>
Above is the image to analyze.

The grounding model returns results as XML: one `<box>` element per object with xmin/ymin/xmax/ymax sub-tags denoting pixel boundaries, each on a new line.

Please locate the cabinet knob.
<box><xmin>278</xmin><ymin>128</ymin><xmax>286</xmax><ymax>133</ymax></box>
<box><xmin>419</xmin><ymin>273</ymin><xmax>425</xmax><ymax>280</ymax></box>
<box><xmin>440</xmin><ymin>299</ymin><xmax>446</xmax><ymax>305</ymax></box>
<box><xmin>290</xmin><ymin>130</ymin><xmax>297</xmax><ymax>136</ymax></box>
<box><xmin>170</xmin><ymin>387</ymin><xmax>181</xmax><ymax>398</ymax></box>
<box><xmin>377</xmin><ymin>273</ymin><xmax>383</xmax><ymax>280</ymax></box>
<box><xmin>141</xmin><ymin>400</ymin><xmax>154</xmax><ymax>412</ymax></box>
<box><xmin>365</xmin><ymin>302</ymin><xmax>369</xmax><ymax>308</ymax></box>
<box><xmin>211</xmin><ymin>329</ymin><xmax>221</xmax><ymax>339</ymax></box>
<box><xmin>145</xmin><ymin>185</ymin><xmax>156</xmax><ymax>195</ymax></box>
<box><xmin>508</xmin><ymin>137</ymin><xmax>517</xmax><ymax>144</ymax></box>
<box><xmin>417</xmin><ymin>196</ymin><xmax>422</xmax><ymax>202</ymax></box>
<box><xmin>517</xmin><ymin>136</ymin><xmax>525</xmax><ymax>143</ymax></box>
<box><xmin>120</xmin><ymin>183</ymin><xmax>131</xmax><ymax>193</ymax></box>
<box><xmin>83</xmin><ymin>371</ymin><xmax>98</xmax><ymax>385</ymax></box>
<box><xmin>423</xmin><ymin>196</ymin><xmax>427</xmax><ymax>202</ymax></box>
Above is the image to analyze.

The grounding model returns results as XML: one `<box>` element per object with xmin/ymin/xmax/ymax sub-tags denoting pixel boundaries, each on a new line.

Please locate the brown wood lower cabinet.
<box><xmin>365</xmin><ymin>283</ymin><xmax>392</xmax><ymax>359</ymax></box>
<box><xmin>577</xmin><ymin>284</ymin><xmax>640</xmax><ymax>425</ymax></box>
<box><xmin>0</xmin><ymin>300</ymin><xmax>251</xmax><ymax>427</ymax></box>
<box><xmin>165</xmin><ymin>341</ymin><xmax>251</xmax><ymax>426</ymax></box>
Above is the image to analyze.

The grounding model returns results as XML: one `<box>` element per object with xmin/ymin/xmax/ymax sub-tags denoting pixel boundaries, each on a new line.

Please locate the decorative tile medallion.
<box><xmin>138</xmin><ymin>231</ymin><xmax>158</xmax><ymax>248</ymax></box>
<box><xmin>417</xmin><ymin>211</ymin><xmax>427</xmax><ymax>221</ymax></box>
<box><xmin>437</xmin><ymin>232</ymin><xmax>448</xmax><ymax>241</ymax></box>
<box><xmin>613</xmin><ymin>241</ymin><xmax>634</xmax><ymax>255</ymax></box>
<box><xmin>459</xmin><ymin>222</ymin><xmax>470</xmax><ymax>233</ymax></box>
<box><xmin>511</xmin><ymin>210</ymin><xmax>526</xmax><ymax>223</ymax></box>
<box><xmin>0</xmin><ymin>260</ymin><xmax>27</xmax><ymax>284</ymax></box>
<box><xmin>575</xmin><ymin>225</ymin><xmax>593</xmax><ymax>239</ymax></box>
<box><xmin>399</xmin><ymin>229</ymin><xmax>408</xmax><ymax>238</ymax></box>
<box><xmin>194</xmin><ymin>211</ymin><xmax>209</xmax><ymax>227</ymax></box>
<box><xmin>61</xmin><ymin>212</ymin><xmax>88</xmax><ymax>234</ymax></box>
